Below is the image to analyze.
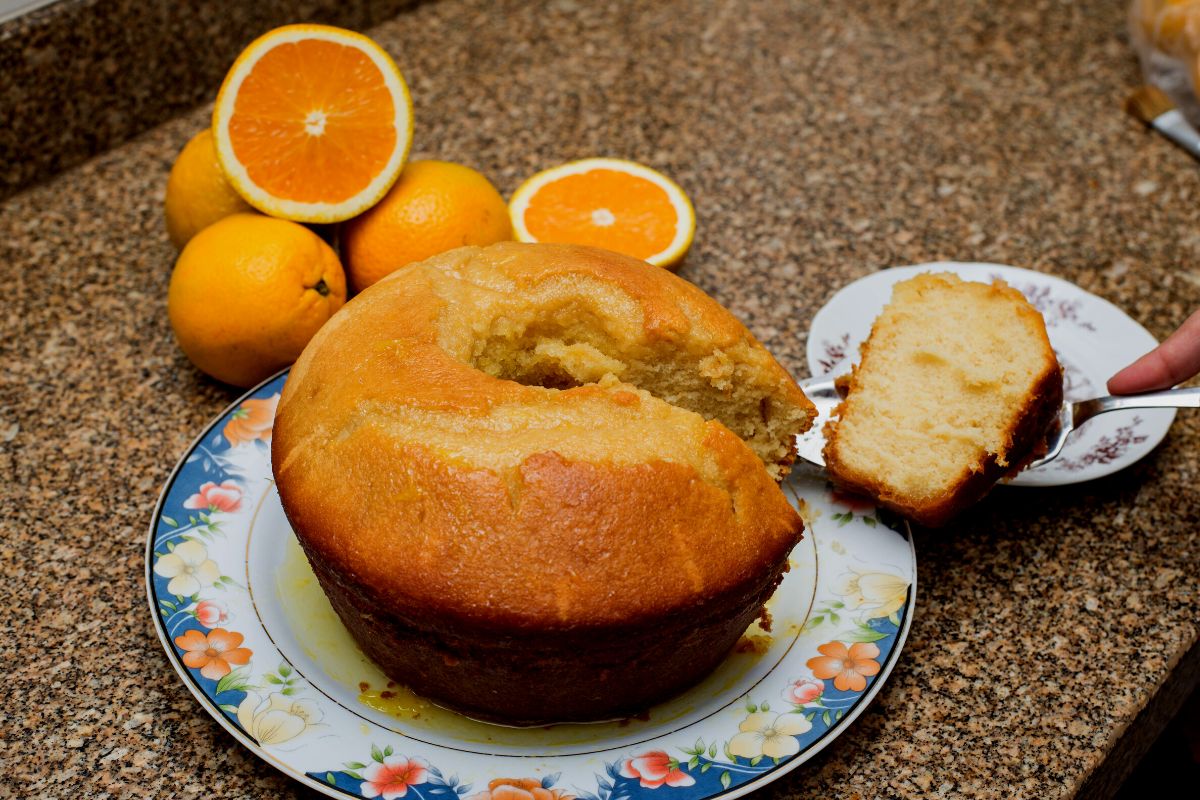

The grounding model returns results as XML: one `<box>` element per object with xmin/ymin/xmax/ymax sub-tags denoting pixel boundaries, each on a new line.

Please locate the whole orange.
<box><xmin>341</xmin><ymin>160</ymin><xmax>512</xmax><ymax>292</ymax></box>
<box><xmin>168</xmin><ymin>214</ymin><xmax>347</xmax><ymax>387</ymax></box>
<box><xmin>164</xmin><ymin>129</ymin><xmax>256</xmax><ymax>250</ymax></box>
<box><xmin>1156</xmin><ymin>0</ymin><xmax>1200</xmax><ymax>56</ymax></box>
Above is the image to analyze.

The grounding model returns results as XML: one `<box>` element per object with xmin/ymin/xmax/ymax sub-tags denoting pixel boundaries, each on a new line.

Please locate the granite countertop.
<box><xmin>2</xmin><ymin>0</ymin><xmax>1198</xmax><ymax>797</ymax></box>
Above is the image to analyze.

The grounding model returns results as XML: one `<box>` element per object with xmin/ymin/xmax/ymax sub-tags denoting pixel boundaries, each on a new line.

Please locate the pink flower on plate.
<box><xmin>783</xmin><ymin>677</ymin><xmax>824</xmax><ymax>705</ymax></box>
<box><xmin>619</xmin><ymin>750</ymin><xmax>695</xmax><ymax>789</ymax></box>
<box><xmin>360</xmin><ymin>755</ymin><xmax>429</xmax><ymax>799</ymax></box>
<box><xmin>184</xmin><ymin>480</ymin><xmax>243</xmax><ymax>512</ymax></box>
<box><xmin>193</xmin><ymin>600</ymin><xmax>228</xmax><ymax>628</ymax></box>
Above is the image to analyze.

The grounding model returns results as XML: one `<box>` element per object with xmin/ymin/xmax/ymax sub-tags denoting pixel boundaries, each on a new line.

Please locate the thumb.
<box><xmin>1107</xmin><ymin>308</ymin><xmax>1200</xmax><ymax>394</ymax></box>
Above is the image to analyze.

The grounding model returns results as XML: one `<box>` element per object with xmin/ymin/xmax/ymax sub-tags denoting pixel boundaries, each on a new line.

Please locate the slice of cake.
<box><xmin>823</xmin><ymin>272</ymin><xmax>1062</xmax><ymax>527</ymax></box>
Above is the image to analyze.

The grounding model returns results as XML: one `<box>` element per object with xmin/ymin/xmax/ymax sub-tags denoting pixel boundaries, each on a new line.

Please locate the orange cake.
<box><xmin>824</xmin><ymin>273</ymin><xmax>1062</xmax><ymax>527</ymax></box>
<box><xmin>271</xmin><ymin>242</ymin><xmax>816</xmax><ymax>723</ymax></box>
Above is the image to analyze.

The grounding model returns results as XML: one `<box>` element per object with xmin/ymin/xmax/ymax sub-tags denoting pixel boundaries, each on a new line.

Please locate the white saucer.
<box><xmin>806</xmin><ymin>262</ymin><xmax>1175</xmax><ymax>486</ymax></box>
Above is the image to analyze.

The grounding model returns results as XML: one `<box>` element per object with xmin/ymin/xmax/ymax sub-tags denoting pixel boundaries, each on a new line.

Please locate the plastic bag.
<box><xmin>1130</xmin><ymin>0</ymin><xmax>1200</xmax><ymax>127</ymax></box>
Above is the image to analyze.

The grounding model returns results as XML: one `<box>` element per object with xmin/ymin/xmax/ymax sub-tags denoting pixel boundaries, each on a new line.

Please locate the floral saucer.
<box><xmin>807</xmin><ymin>262</ymin><xmax>1176</xmax><ymax>487</ymax></box>
<box><xmin>147</xmin><ymin>371</ymin><xmax>916</xmax><ymax>799</ymax></box>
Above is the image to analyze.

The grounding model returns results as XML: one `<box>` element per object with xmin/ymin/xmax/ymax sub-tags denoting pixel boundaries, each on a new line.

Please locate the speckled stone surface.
<box><xmin>0</xmin><ymin>0</ymin><xmax>419</xmax><ymax>201</ymax></box>
<box><xmin>2</xmin><ymin>0</ymin><xmax>1198</xmax><ymax>798</ymax></box>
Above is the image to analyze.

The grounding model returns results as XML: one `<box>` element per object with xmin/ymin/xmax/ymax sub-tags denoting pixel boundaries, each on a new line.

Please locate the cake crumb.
<box><xmin>736</xmin><ymin>634</ymin><xmax>773</xmax><ymax>654</ymax></box>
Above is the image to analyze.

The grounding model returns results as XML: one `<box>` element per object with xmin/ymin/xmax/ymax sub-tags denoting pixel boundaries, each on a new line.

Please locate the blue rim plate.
<box><xmin>146</xmin><ymin>369</ymin><xmax>916</xmax><ymax>799</ymax></box>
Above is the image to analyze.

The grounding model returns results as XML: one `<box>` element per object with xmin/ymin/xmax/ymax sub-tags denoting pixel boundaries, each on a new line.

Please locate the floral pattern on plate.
<box><xmin>806</xmin><ymin>262</ymin><xmax>1176</xmax><ymax>487</ymax></box>
<box><xmin>148</xmin><ymin>371</ymin><xmax>916</xmax><ymax>800</ymax></box>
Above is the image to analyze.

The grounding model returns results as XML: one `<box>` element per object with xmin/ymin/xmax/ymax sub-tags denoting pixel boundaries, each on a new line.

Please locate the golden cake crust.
<box><xmin>271</xmin><ymin>242</ymin><xmax>815</xmax><ymax>721</ymax></box>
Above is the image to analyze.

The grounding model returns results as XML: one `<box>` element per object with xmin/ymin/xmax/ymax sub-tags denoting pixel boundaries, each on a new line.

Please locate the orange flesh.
<box><xmin>523</xmin><ymin>169</ymin><xmax>678</xmax><ymax>260</ymax></box>
<box><xmin>228</xmin><ymin>39</ymin><xmax>397</xmax><ymax>204</ymax></box>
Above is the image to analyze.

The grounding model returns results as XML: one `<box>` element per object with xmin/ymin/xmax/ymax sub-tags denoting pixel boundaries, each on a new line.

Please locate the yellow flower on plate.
<box><xmin>154</xmin><ymin>539</ymin><xmax>220</xmax><ymax>597</ymax></box>
<box><xmin>237</xmin><ymin>691</ymin><xmax>323</xmax><ymax>746</ymax></box>
<box><xmin>727</xmin><ymin>711</ymin><xmax>811</xmax><ymax>760</ymax></box>
<box><xmin>834</xmin><ymin>569</ymin><xmax>909</xmax><ymax>619</ymax></box>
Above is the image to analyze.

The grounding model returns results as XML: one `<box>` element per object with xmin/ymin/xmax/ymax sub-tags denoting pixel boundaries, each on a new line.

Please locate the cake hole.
<box><xmin>466</xmin><ymin>302</ymin><xmax>808</xmax><ymax>478</ymax></box>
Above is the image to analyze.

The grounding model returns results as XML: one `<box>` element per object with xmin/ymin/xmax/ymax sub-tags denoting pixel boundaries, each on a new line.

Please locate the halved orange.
<box><xmin>509</xmin><ymin>158</ymin><xmax>696</xmax><ymax>269</ymax></box>
<box><xmin>212</xmin><ymin>24</ymin><xmax>413</xmax><ymax>223</ymax></box>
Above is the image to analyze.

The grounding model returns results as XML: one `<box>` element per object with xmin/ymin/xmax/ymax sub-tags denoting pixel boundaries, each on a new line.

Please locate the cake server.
<box><xmin>1023</xmin><ymin>386</ymin><xmax>1200</xmax><ymax>470</ymax></box>
<box><xmin>794</xmin><ymin>376</ymin><xmax>1200</xmax><ymax>471</ymax></box>
<box><xmin>793</xmin><ymin>374</ymin><xmax>841</xmax><ymax>467</ymax></box>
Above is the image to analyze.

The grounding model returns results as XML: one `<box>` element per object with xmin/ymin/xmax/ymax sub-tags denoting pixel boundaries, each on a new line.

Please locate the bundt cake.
<box><xmin>271</xmin><ymin>242</ymin><xmax>816</xmax><ymax>723</ymax></box>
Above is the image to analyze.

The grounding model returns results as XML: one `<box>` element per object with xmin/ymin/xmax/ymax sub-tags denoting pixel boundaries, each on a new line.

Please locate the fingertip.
<box><xmin>1106</xmin><ymin>350</ymin><xmax>1174</xmax><ymax>394</ymax></box>
<box><xmin>1106</xmin><ymin>371</ymin><xmax>1135</xmax><ymax>395</ymax></box>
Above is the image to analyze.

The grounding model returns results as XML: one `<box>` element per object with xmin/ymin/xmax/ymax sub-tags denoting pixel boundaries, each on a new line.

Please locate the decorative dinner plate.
<box><xmin>807</xmin><ymin>262</ymin><xmax>1175</xmax><ymax>487</ymax></box>
<box><xmin>147</xmin><ymin>371</ymin><xmax>916</xmax><ymax>799</ymax></box>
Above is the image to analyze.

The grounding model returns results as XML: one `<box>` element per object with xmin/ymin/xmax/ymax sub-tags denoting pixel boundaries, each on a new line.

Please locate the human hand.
<box><xmin>1107</xmin><ymin>308</ymin><xmax>1200</xmax><ymax>394</ymax></box>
